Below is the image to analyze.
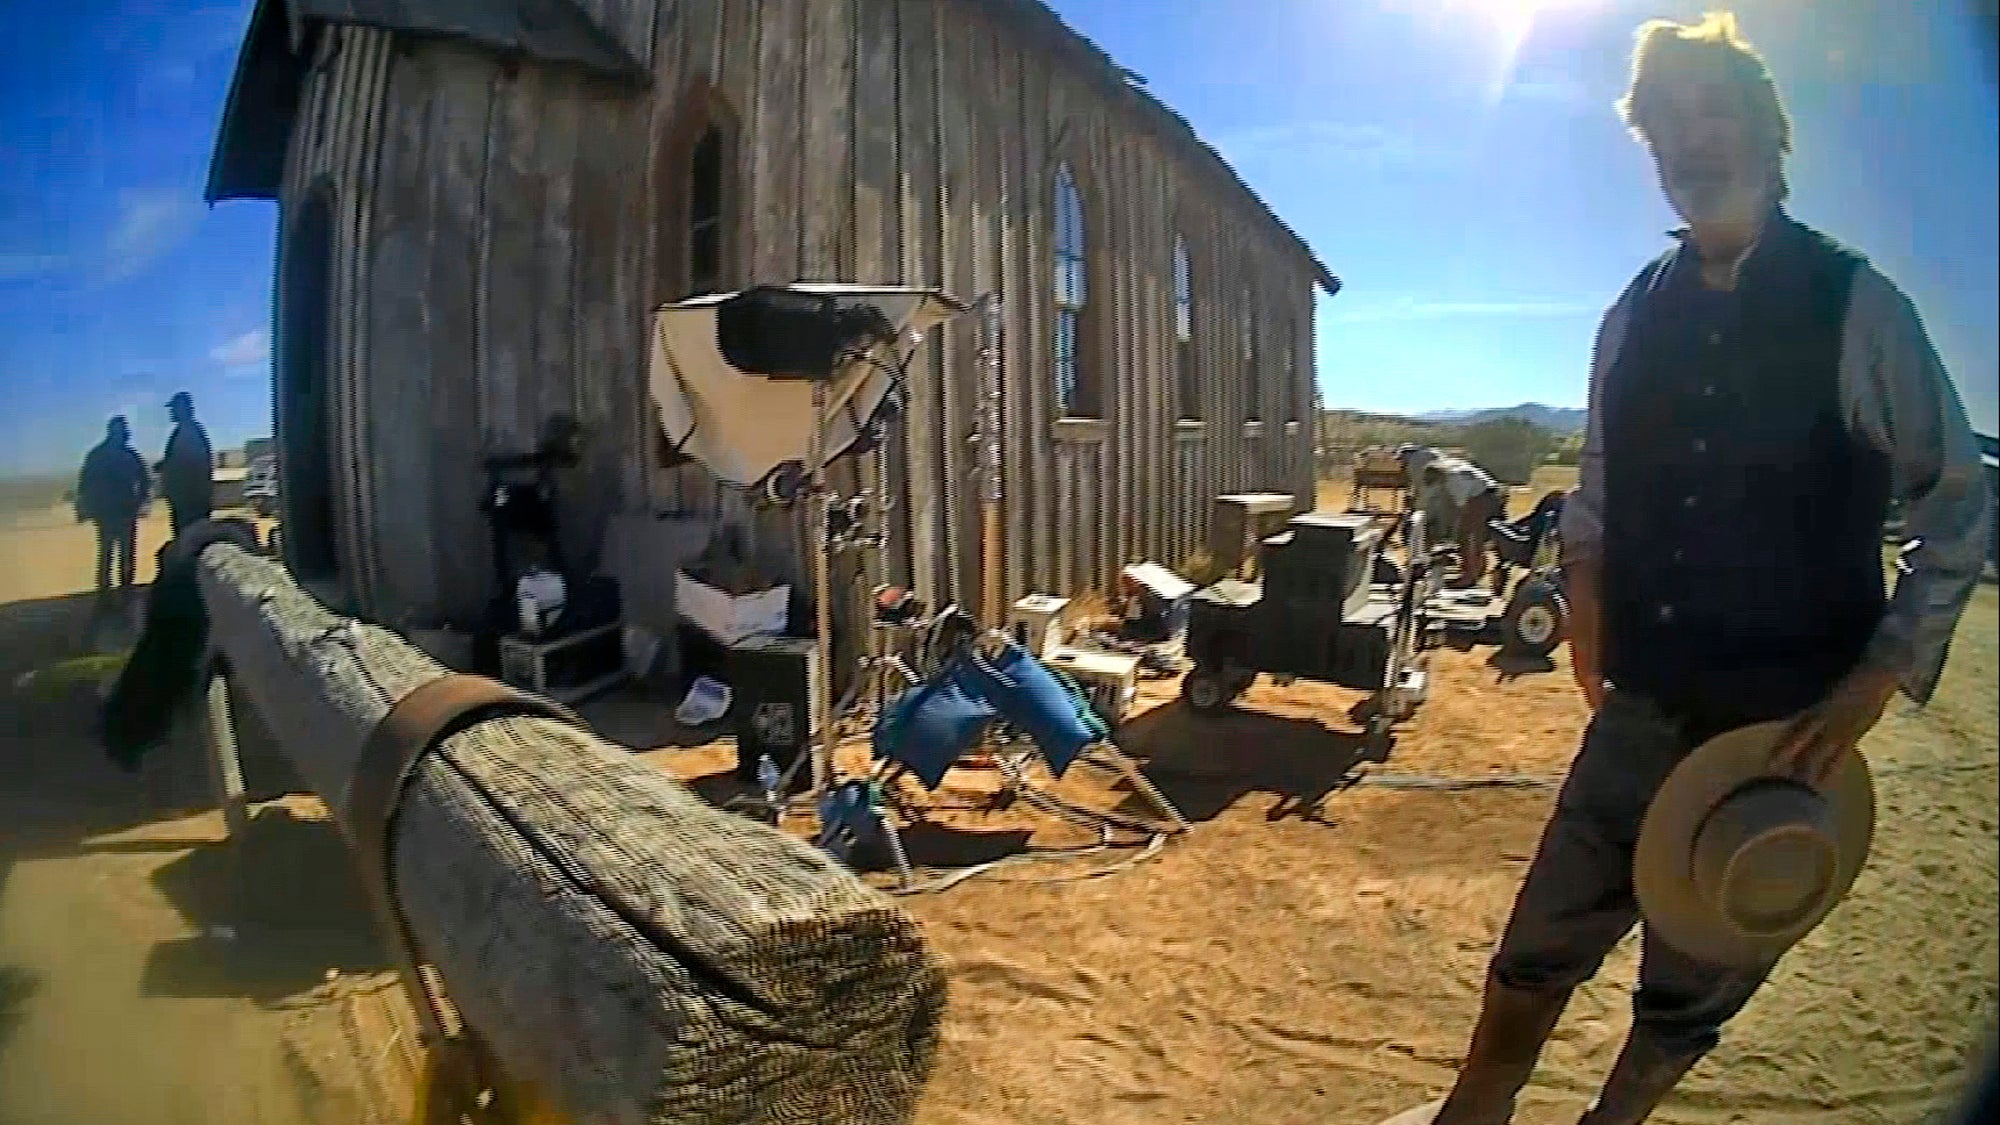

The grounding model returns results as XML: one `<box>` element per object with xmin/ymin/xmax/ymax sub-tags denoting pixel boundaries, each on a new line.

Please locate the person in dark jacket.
<box><xmin>76</xmin><ymin>415</ymin><xmax>152</xmax><ymax>595</ymax></box>
<box><xmin>157</xmin><ymin>391</ymin><xmax>213</xmax><ymax>535</ymax></box>
<box><xmin>1382</xmin><ymin>13</ymin><xmax>1991</xmax><ymax>1125</ymax></box>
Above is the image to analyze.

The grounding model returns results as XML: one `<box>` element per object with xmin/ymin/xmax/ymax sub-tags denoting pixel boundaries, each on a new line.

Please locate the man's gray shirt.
<box><xmin>1562</xmin><ymin>255</ymin><xmax>1993</xmax><ymax>704</ymax></box>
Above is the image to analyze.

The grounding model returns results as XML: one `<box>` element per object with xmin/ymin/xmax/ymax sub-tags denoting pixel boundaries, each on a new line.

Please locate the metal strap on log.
<box><xmin>346</xmin><ymin>673</ymin><xmax>585</xmax><ymax>1110</ymax></box>
<box><xmin>141</xmin><ymin>532</ymin><xmax>947</xmax><ymax>1125</ymax></box>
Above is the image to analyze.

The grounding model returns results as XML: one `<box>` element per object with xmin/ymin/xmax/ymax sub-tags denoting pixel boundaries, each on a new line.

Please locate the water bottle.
<box><xmin>757</xmin><ymin>753</ymin><xmax>780</xmax><ymax>805</ymax></box>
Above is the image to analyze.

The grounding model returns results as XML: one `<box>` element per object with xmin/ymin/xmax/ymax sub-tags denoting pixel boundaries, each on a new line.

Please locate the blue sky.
<box><xmin>1</xmin><ymin>0</ymin><xmax>1994</xmax><ymax>476</ymax></box>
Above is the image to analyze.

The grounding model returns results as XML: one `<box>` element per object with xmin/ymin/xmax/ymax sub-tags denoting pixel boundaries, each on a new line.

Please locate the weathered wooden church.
<box><xmin>208</xmin><ymin>0</ymin><xmax>1339</xmax><ymax>632</ymax></box>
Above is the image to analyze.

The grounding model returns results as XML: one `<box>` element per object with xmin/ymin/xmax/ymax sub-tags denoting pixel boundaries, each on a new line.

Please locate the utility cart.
<box><xmin>1423</xmin><ymin>489</ymin><xmax>1570</xmax><ymax>660</ymax></box>
<box><xmin>1181</xmin><ymin>512</ymin><xmax>1432</xmax><ymax>758</ymax></box>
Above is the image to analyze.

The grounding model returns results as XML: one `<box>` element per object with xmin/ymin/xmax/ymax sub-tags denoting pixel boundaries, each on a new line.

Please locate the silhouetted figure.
<box><xmin>157</xmin><ymin>391</ymin><xmax>213</xmax><ymax>535</ymax></box>
<box><xmin>75</xmin><ymin>415</ymin><xmax>151</xmax><ymax>596</ymax></box>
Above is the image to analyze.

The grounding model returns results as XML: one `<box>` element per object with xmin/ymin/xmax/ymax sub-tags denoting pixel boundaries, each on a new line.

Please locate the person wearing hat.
<box><xmin>157</xmin><ymin>391</ymin><xmax>214</xmax><ymax>536</ymax></box>
<box><xmin>1382</xmin><ymin>13</ymin><xmax>1992</xmax><ymax>1125</ymax></box>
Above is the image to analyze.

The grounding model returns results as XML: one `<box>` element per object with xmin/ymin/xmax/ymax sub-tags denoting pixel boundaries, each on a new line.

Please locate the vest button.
<box><xmin>1707</xmin><ymin>331</ymin><xmax>1722</xmax><ymax>346</ymax></box>
<box><xmin>1657</xmin><ymin>604</ymin><xmax>1676</xmax><ymax>623</ymax></box>
<box><xmin>1702</xmin><ymin>385</ymin><xmax>1718</xmax><ymax>397</ymax></box>
<box><xmin>1692</xmin><ymin>438</ymin><xmax>1707</xmax><ymax>454</ymax></box>
<box><xmin>1673</xmin><ymin>548</ymin><xmax>1686</xmax><ymax>563</ymax></box>
<box><xmin>1682</xmin><ymin>494</ymin><xmax>1699</xmax><ymax>509</ymax></box>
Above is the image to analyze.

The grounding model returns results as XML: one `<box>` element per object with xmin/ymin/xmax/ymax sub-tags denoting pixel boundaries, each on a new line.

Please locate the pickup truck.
<box><xmin>244</xmin><ymin>455</ymin><xmax>279</xmax><ymax>518</ymax></box>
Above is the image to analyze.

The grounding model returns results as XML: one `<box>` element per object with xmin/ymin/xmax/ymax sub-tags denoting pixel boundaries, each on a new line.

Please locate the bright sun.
<box><xmin>1438</xmin><ymin>0</ymin><xmax>1599</xmax><ymax>102</ymax></box>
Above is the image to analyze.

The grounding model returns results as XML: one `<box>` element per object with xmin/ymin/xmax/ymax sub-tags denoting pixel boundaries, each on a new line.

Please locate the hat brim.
<box><xmin>1634</xmin><ymin>719</ymin><xmax>1875</xmax><ymax>968</ymax></box>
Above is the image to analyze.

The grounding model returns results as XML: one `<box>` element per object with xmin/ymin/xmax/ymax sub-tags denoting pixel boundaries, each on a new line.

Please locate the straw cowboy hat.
<box><xmin>1634</xmin><ymin>719</ymin><xmax>1876</xmax><ymax>967</ymax></box>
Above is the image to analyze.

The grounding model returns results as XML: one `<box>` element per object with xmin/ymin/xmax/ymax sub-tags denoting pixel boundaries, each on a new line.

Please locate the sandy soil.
<box><xmin>0</xmin><ymin>496</ymin><xmax>1993</xmax><ymax>1125</ymax></box>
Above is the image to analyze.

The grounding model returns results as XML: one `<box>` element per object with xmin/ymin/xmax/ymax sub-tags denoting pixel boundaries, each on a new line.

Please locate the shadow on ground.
<box><xmin>0</xmin><ymin>590</ymin><xmax>141</xmax><ymax>683</ymax></box>
<box><xmin>1436</xmin><ymin>627</ymin><xmax>1560</xmax><ymax>682</ymax></box>
<box><xmin>578</xmin><ymin>686</ymin><xmax>718</xmax><ymax>750</ymax></box>
<box><xmin>0</xmin><ymin>965</ymin><xmax>39</xmax><ymax>1056</ymax></box>
<box><xmin>1486</xmin><ymin>648</ymin><xmax>1557</xmax><ymax>680</ymax></box>
<box><xmin>1113</xmin><ymin>700</ymin><xmax>1369</xmax><ymax>823</ymax></box>
<box><xmin>136</xmin><ymin>805</ymin><xmax>388</xmax><ymax>1003</ymax></box>
<box><xmin>3</xmin><ymin>587</ymin><xmax>340</xmax><ymax>1014</ymax></box>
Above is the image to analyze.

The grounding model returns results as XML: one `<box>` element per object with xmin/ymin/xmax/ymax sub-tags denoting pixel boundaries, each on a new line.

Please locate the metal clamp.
<box><xmin>344</xmin><ymin>674</ymin><xmax>585</xmax><ymax>1114</ymax></box>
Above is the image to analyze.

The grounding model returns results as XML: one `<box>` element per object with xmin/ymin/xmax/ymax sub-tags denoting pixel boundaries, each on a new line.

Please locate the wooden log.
<box><xmin>187</xmin><ymin>542</ymin><xmax>947</xmax><ymax>1125</ymax></box>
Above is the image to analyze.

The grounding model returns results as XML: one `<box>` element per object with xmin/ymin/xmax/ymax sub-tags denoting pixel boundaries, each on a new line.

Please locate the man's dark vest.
<box><xmin>1601</xmin><ymin>211</ymin><xmax>1891</xmax><ymax>721</ymax></box>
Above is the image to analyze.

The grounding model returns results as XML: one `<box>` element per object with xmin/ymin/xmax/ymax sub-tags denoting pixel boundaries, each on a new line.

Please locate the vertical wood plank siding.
<box><xmin>282</xmin><ymin>0</ymin><xmax>1323</xmax><ymax>627</ymax></box>
<box><xmin>280</xmin><ymin>26</ymin><xmax>395</xmax><ymax>615</ymax></box>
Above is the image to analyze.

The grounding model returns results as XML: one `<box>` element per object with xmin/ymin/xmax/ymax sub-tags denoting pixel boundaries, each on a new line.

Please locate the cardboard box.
<box><xmin>1009</xmin><ymin>594</ymin><xmax>1071</xmax><ymax>656</ymax></box>
<box><xmin>1043</xmin><ymin>646</ymin><xmax>1141</xmax><ymax>729</ymax></box>
<box><xmin>675</xmin><ymin>571</ymin><xmax>790</xmax><ymax>645</ymax></box>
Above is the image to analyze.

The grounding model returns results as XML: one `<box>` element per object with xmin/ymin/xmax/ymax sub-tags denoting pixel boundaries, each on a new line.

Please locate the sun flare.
<box><xmin>1429</xmin><ymin>0</ymin><xmax>1601</xmax><ymax>104</ymax></box>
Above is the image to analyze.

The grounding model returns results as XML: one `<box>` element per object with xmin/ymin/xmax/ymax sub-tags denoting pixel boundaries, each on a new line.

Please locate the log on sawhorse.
<box><xmin>112</xmin><ymin>524</ymin><xmax>948</xmax><ymax>1125</ymax></box>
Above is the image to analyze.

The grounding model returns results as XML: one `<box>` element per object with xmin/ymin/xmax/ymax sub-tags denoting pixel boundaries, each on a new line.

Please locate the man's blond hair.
<box><xmin>1616</xmin><ymin>11</ymin><xmax>1792</xmax><ymax>191</ymax></box>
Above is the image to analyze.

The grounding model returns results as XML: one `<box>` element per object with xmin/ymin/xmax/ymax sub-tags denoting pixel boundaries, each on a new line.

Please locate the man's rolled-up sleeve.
<box><xmin>1844</xmin><ymin>267</ymin><xmax>1994</xmax><ymax>705</ymax></box>
<box><xmin>1559</xmin><ymin>297</ymin><xmax>1630</xmax><ymax>568</ymax></box>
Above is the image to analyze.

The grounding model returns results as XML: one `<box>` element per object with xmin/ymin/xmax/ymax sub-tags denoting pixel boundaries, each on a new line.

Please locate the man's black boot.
<box><xmin>1573</xmin><ymin>1031</ymin><xmax>1703</xmax><ymax>1125</ymax></box>
<box><xmin>1376</xmin><ymin>976</ymin><xmax>1574</xmax><ymax>1125</ymax></box>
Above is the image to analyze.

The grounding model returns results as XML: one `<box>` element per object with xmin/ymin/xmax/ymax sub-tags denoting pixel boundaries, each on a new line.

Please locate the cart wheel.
<box><xmin>1183</xmin><ymin>669</ymin><xmax>1233</xmax><ymax>715</ymax></box>
<box><xmin>1502</xmin><ymin>578</ymin><xmax>1568</xmax><ymax>659</ymax></box>
<box><xmin>1228</xmin><ymin>670</ymin><xmax>1257</xmax><ymax>698</ymax></box>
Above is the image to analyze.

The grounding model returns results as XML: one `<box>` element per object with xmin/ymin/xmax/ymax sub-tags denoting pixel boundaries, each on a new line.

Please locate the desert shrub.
<box><xmin>1546</xmin><ymin>431</ymin><xmax>1585</xmax><ymax>467</ymax></box>
<box><xmin>1458</xmin><ymin>417</ymin><xmax>1556</xmax><ymax>485</ymax></box>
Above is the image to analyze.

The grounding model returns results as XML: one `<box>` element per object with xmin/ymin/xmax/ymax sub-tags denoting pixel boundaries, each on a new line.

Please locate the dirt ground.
<box><xmin>0</xmin><ymin>494</ymin><xmax>1994</xmax><ymax>1125</ymax></box>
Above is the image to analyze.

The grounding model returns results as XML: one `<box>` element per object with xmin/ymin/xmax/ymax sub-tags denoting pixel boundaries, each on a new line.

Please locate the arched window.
<box><xmin>1053</xmin><ymin>162</ymin><xmax>1088</xmax><ymax>416</ymax></box>
<box><xmin>687</xmin><ymin>125</ymin><xmax>725</xmax><ymax>297</ymax></box>
<box><xmin>1174</xmin><ymin>236</ymin><xmax>1197</xmax><ymax>420</ymax></box>
<box><xmin>1240</xmin><ymin>289</ymin><xmax>1259</xmax><ymax>423</ymax></box>
<box><xmin>654</xmin><ymin>87</ymin><xmax>739</xmax><ymax>304</ymax></box>
<box><xmin>1285</xmin><ymin>322</ymin><xmax>1300</xmax><ymax>423</ymax></box>
<box><xmin>651</xmin><ymin>86</ymin><xmax>739</xmax><ymax>484</ymax></box>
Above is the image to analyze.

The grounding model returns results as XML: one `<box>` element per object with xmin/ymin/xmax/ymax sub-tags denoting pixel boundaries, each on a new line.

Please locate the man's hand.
<box><xmin>1771</xmin><ymin>667</ymin><xmax>1900</xmax><ymax>788</ymax></box>
<box><xmin>1564</xmin><ymin>559</ymin><xmax>1606</xmax><ymax>711</ymax></box>
<box><xmin>1575</xmin><ymin>663</ymin><xmax>1607</xmax><ymax>712</ymax></box>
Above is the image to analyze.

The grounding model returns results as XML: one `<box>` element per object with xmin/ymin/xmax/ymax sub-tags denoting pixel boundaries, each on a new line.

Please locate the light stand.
<box><xmin>805</xmin><ymin>379</ymin><xmax>837</xmax><ymax>795</ymax></box>
<box><xmin>973</xmin><ymin>293</ymin><xmax>1004</xmax><ymax>627</ymax></box>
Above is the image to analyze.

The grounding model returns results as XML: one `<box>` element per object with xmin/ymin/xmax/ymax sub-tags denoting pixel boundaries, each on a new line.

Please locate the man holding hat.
<box><xmin>1384</xmin><ymin>12</ymin><xmax>1992</xmax><ymax>1125</ymax></box>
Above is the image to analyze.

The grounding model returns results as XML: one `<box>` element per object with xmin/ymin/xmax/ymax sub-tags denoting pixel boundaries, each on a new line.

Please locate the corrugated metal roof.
<box><xmin>205</xmin><ymin>0</ymin><xmax>303</xmax><ymax>204</ymax></box>
<box><xmin>289</xmin><ymin>0</ymin><xmax>646</xmax><ymax>76</ymax></box>
<box><xmin>206</xmin><ymin>0</ymin><xmax>647</xmax><ymax>203</ymax></box>
<box><xmin>206</xmin><ymin>0</ymin><xmax>1339</xmax><ymax>296</ymax></box>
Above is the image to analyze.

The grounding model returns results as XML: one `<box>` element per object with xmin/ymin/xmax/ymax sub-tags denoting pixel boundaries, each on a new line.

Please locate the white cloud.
<box><xmin>211</xmin><ymin>327</ymin><xmax>272</xmax><ymax>376</ymax></box>
<box><xmin>101</xmin><ymin>187</ymin><xmax>203</xmax><ymax>283</ymax></box>
<box><xmin>1</xmin><ymin>183</ymin><xmax>204</xmax><ymax>287</ymax></box>
<box><xmin>1327</xmin><ymin>297</ymin><xmax>1599</xmax><ymax>324</ymax></box>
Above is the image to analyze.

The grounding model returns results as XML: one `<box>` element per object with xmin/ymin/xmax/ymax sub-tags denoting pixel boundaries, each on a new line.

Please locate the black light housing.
<box><xmin>716</xmin><ymin>286</ymin><xmax>897</xmax><ymax>381</ymax></box>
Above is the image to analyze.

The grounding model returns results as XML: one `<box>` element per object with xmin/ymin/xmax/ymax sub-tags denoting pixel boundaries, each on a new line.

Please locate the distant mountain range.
<box><xmin>1413</xmin><ymin>403</ymin><xmax>1588</xmax><ymax>434</ymax></box>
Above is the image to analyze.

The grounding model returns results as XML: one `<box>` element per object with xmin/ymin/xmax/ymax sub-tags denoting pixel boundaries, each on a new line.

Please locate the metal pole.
<box><xmin>975</xmin><ymin>294</ymin><xmax>1004</xmax><ymax>626</ymax></box>
<box><xmin>809</xmin><ymin>380</ymin><xmax>835</xmax><ymax>795</ymax></box>
<box><xmin>202</xmin><ymin>665</ymin><xmax>250</xmax><ymax>840</ymax></box>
